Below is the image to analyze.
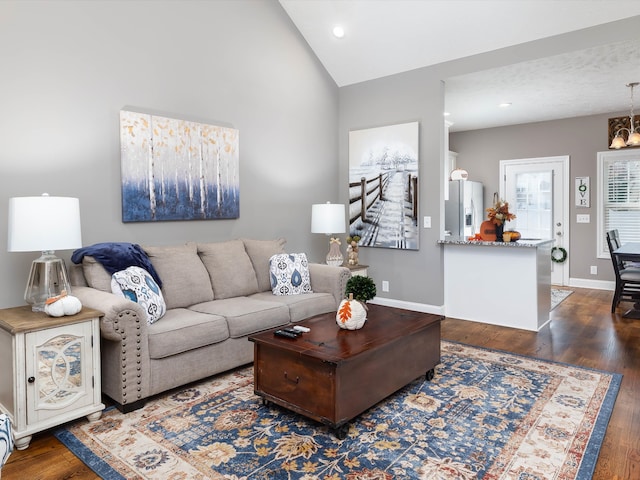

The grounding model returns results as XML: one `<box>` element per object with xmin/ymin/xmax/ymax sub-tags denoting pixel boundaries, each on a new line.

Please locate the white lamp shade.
<box><xmin>450</xmin><ymin>168</ymin><xmax>469</xmax><ymax>181</ymax></box>
<box><xmin>8</xmin><ymin>195</ymin><xmax>82</xmax><ymax>252</ymax></box>
<box><xmin>311</xmin><ymin>203</ymin><xmax>346</xmax><ymax>235</ymax></box>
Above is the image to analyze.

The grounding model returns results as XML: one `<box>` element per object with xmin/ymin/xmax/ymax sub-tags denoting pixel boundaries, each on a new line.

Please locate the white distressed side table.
<box><xmin>0</xmin><ymin>306</ymin><xmax>104</xmax><ymax>450</ymax></box>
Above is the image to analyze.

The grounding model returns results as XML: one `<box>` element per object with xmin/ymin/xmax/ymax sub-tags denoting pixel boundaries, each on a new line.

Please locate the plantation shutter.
<box><xmin>604</xmin><ymin>156</ymin><xmax>640</xmax><ymax>243</ymax></box>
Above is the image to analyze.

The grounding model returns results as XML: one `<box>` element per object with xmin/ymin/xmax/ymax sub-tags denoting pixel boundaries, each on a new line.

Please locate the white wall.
<box><xmin>0</xmin><ymin>0</ymin><xmax>339</xmax><ymax>308</ymax></box>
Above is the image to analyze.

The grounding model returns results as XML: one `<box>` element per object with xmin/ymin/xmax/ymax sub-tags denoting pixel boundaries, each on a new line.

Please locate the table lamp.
<box><xmin>8</xmin><ymin>194</ymin><xmax>82</xmax><ymax>312</ymax></box>
<box><xmin>311</xmin><ymin>202</ymin><xmax>346</xmax><ymax>266</ymax></box>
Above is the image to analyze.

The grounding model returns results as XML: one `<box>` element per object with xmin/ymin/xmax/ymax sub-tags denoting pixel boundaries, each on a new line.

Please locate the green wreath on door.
<box><xmin>551</xmin><ymin>247</ymin><xmax>568</xmax><ymax>263</ymax></box>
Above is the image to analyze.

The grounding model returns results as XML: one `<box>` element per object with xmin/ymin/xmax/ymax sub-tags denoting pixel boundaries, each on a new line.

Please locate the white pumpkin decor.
<box><xmin>44</xmin><ymin>291</ymin><xmax>82</xmax><ymax>317</ymax></box>
<box><xmin>336</xmin><ymin>293</ymin><xmax>367</xmax><ymax>330</ymax></box>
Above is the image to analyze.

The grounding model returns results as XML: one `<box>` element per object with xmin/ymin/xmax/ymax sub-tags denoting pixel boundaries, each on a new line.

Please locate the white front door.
<box><xmin>500</xmin><ymin>156</ymin><xmax>570</xmax><ymax>286</ymax></box>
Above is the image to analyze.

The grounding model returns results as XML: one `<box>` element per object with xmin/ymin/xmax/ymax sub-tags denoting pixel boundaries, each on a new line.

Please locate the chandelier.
<box><xmin>610</xmin><ymin>82</ymin><xmax>640</xmax><ymax>149</ymax></box>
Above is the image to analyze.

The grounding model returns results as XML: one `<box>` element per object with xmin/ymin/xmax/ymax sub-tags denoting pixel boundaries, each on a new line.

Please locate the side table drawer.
<box><xmin>254</xmin><ymin>346</ymin><xmax>335</xmax><ymax>421</ymax></box>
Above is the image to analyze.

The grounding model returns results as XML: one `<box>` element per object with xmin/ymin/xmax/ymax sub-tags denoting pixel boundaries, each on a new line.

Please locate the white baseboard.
<box><xmin>368</xmin><ymin>296</ymin><xmax>444</xmax><ymax>316</ymax></box>
<box><xmin>568</xmin><ymin>277</ymin><xmax>614</xmax><ymax>291</ymax></box>
<box><xmin>371</xmin><ymin>279</ymin><xmax>614</xmax><ymax>315</ymax></box>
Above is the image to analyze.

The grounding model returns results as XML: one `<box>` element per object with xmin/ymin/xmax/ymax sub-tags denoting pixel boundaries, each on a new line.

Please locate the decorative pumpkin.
<box><xmin>336</xmin><ymin>293</ymin><xmax>367</xmax><ymax>330</ymax></box>
<box><xmin>507</xmin><ymin>230</ymin><xmax>521</xmax><ymax>242</ymax></box>
<box><xmin>44</xmin><ymin>290</ymin><xmax>82</xmax><ymax>317</ymax></box>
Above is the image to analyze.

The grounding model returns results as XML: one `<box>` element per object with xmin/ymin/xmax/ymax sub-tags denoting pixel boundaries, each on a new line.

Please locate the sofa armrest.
<box><xmin>72</xmin><ymin>286</ymin><xmax>148</xmax><ymax>340</ymax></box>
<box><xmin>71</xmin><ymin>285</ymin><xmax>151</xmax><ymax>409</ymax></box>
<box><xmin>308</xmin><ymin>264</ymin><xmax>351</xmax><ymax>308</ymax></box>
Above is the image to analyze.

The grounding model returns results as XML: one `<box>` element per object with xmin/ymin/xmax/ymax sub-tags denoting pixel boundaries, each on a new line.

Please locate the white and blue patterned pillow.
<box><xmin>0</xmin><ymin>413</ymin><xmax>12</xmax><ymax>468</ymax></box>
<box><xmin>111</xmin><ymin>266</ymin><xmax>166</xmax><ymax>324</ymax></box>
<box><xmin>269</xmin><ymin>253</ymin><xmax>313</xmax><ymax>296</ymax></box>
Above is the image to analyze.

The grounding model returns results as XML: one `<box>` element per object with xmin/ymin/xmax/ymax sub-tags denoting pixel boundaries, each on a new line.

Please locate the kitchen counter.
<box><xmin>440</xmin><ymin>237</ymin><xmax>554</xmax><ymax>331</ymax></box>
<box><xmin>438</xmin><ymin>237</ymin><xmax>553</xmax><ymax>248</ymax></box>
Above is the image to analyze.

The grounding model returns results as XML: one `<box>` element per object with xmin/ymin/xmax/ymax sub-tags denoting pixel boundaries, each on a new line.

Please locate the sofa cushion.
<box><xmin>269</xmin><ymin>253</ymin><xmax>313</xmax><ymax>296</ymax></box>
<box><xmin>110</xmin><ymin>266</ymin><xmax>166</xmax><ymax>324</ymax></box>
<box><xmin>189</xmin><ymin>297</ymin><xmax>289</xmax><ymax>338</ymax></box>
<box><xmin>242</xmin><ymin>238</ymin><xmax>286</xmax><ymax>292</ymax></box>
<box><xmin>81</xmin><ymin>256</ymin><xmax>112</xmax><ymax>292</ymax></box>
<box><xmin>250</xmin><ymin>291</ymin><xmax>336</xmax><ymax>323</ymax></box>
<box><xmin>147</xmin><ymin>308</ymin><xmax>229</xmax><ymax>359</ymax></box>
<box><xmin>198</xmin><ymin>240</ymin><xmax>259</xmax><ymax>299</ymax></box>
<box><xmin>144</xmin><ymin>243</ymin><xmax>214</xmax><ymax>309</ymax></box>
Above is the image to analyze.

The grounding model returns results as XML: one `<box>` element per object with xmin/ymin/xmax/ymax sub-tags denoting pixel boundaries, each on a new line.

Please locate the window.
<box><xmin>597</xmin><ymin>150</ymin><xmax>640</xmax><ymax>257</ymax></box>
<box><xmin>513</xmin><ymin>170</ymin><xmax>552</xmax><ymax>240</ymax></box>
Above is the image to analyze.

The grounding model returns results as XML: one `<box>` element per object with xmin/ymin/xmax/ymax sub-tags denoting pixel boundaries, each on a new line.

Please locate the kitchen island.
<box><xmin>439</xmin><ymin>238</ymin><xmax>554</xmax><ymax>331</ymax></box>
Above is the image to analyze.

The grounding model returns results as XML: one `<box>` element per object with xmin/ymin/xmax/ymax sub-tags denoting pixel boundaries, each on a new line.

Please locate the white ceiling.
<box><xmin>279</xmin><ymin>1</ymin><xmax>640</xmax><ymax>132</ymax></box>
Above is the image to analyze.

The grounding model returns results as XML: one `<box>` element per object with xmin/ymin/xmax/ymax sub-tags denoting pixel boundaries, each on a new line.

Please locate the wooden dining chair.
<box><xmin>606</xmin><ymin>229</ymin><xmax>640</xmax><ymax>313</ymax></box>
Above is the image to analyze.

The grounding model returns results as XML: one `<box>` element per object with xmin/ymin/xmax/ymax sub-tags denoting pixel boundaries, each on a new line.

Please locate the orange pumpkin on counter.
<box><xmin>507</xmin><ymin>230</ymin><xmax>521</xmax><ymax>241</ymax></box>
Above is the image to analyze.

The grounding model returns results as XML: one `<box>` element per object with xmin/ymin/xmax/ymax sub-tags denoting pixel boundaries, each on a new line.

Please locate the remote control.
<box><xmin>274</xmin><ymin>329</ymin><xmax>298</xmax><ymax>339</ymax></box>
<box><xmin>293</xmin><ymin>325</ymin><xmax>310</xmax><ymax>333</ymax></box>
<box><xmin>282</xmin><ymin>327</ymin><xmax>302</xmax><ymax>336</ymax></box>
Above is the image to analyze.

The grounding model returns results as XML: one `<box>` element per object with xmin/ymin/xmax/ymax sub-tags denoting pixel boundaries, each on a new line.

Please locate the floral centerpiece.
<box><xmin>487</xmin><ymin>199</ymin><xmax>515</xmax><ymax>225</ymax></box>
<box><xmin>486</xmin><ymin>199</ymin><xmax>516</xmax><ymax>241</ymax></box>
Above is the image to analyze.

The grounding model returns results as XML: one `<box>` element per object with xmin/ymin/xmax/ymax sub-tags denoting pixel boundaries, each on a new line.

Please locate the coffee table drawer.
<box><xmin>254</xmin><ymin>345</ymin><xmax>336</xmax><ymax>422</ymax></box>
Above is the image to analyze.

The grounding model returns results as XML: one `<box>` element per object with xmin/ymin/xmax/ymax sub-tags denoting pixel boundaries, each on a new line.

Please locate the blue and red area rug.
<box><xmin>56</xmin><ymin>341</ymin><xmax>620</xmax><ymax>479</ymax></box>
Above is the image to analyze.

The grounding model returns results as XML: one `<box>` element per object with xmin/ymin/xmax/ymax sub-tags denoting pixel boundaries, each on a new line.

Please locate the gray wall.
<box><xmin>339</xmin><ymin>73</ymin><xmax>446</xmax><ymax>307</ymax></box>
<box><xmin>338</xmin><ymin>16</ymin><xmax>640</xmax><ymax>309</ymax></box>
<box><xmin>2</xmin><ymin>2</ymin><xmax>638</xmax><ymax>311</ymax></box>
<box><xmin>450</xmin><ymin>113</ymin><xmax>622</xmax><ymax>283</ymax></box>
<box><xmin>0</xmin><ymin>0</ymin><xmax>339</xmax><ymax>308</ymax></box>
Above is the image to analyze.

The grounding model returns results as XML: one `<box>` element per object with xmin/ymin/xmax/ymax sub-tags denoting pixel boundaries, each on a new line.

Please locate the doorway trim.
<box><xmin>499</xmin><ymin>155</ymin><xmax>570</xmax><ymax>286</ymax></box>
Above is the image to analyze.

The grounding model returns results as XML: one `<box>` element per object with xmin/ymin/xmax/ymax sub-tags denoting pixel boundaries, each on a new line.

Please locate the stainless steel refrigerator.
<box><xmin>445</xmin><ymin>180</ymin><xmax>484</xmax><ymax>238</ymax></box>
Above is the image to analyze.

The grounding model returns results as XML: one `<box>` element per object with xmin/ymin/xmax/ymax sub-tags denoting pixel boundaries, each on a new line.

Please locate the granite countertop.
<box><xmin>438</xmin><ymin>237</ymin><xmax>554</xmax><ymax>248</ymax></box>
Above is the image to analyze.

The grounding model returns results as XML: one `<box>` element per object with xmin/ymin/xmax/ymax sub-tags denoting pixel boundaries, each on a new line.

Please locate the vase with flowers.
<box><xmin>486</xmin><ymin>197</ymin><xmax>516</xmax><ymax>241</ymax></box>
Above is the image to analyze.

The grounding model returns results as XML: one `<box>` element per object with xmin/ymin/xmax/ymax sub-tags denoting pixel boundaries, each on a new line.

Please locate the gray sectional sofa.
<box><xmin>69</xmin><ymin>238</ymin><xmax>350</xmax><ymax>412</ymax></box>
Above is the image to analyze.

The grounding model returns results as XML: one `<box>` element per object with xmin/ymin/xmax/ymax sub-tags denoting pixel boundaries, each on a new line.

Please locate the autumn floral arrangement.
<box><xmin>486</xmin><ymin>199</ymin><xmax>516</xmax><ymax>225</ymax></box>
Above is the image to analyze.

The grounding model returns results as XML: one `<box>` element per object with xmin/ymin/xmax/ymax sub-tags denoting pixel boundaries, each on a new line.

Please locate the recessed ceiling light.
<box><xmin>332</xmin><ymin>25</ymin><xmax>345</xmax><ymax>38</ymax></box>
<box><xmin>499</xmin><ymin>102</ymin><xmax>512</xmax><ymax>108</ymax></box>
<box><xmin>443</xmin><ymin>112</ymin><xmax>451</xmax><ymax>117</ymax></box>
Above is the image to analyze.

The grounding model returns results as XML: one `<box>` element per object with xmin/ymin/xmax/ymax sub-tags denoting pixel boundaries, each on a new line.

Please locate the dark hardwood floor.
<box><xmin>3</xmin><ymin>287</ymin><xmax>638</xmax><ymax>479</ymax></box>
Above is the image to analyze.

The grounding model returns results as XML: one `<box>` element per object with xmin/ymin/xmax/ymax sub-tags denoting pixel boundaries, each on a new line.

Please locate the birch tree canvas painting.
<box><xmin>120</xmin><ymin>110</ymin><xmax>239</xmax><ymax>222</ymax></box>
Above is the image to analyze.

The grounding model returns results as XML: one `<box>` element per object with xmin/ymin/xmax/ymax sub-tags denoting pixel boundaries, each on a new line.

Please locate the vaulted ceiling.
<box><xmin>279</xmin><ymin>1</ymin><xmax>640</xmax><ymax>131</ymax></box>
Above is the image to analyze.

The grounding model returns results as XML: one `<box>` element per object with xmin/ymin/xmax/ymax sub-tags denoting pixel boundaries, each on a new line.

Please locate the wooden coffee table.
<box><xmin>248</xmin><ymin>304</ymin><xmax>442</xmax><ymax>438</ymax></box>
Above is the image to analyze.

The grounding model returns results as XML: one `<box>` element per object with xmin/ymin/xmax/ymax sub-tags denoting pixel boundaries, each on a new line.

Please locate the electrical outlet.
<box><xmin>382</xmin><ymin>280</ymin><xmax>389</xmax><ymax>292</ymax></box>
<box><xmin>577</xmin><ymin>214</ymin><xmax>590</xmax><ymax>223</ymax></box>
<box><xmin>590</xmin><ymin>266</ymin><xmax>598</xmax><ymax>275</ymax></box>
<box><xmin>423</xmin><ymin>216</ymin><xmax>431</xmax><ymax>228</ymax></box>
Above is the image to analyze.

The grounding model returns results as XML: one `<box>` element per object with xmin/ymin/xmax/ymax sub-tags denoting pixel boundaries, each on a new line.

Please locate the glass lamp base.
<box><xmin>25</xmin><ymin>251</ymin><xmax>72</xmax><ymax>312</ymax></box>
